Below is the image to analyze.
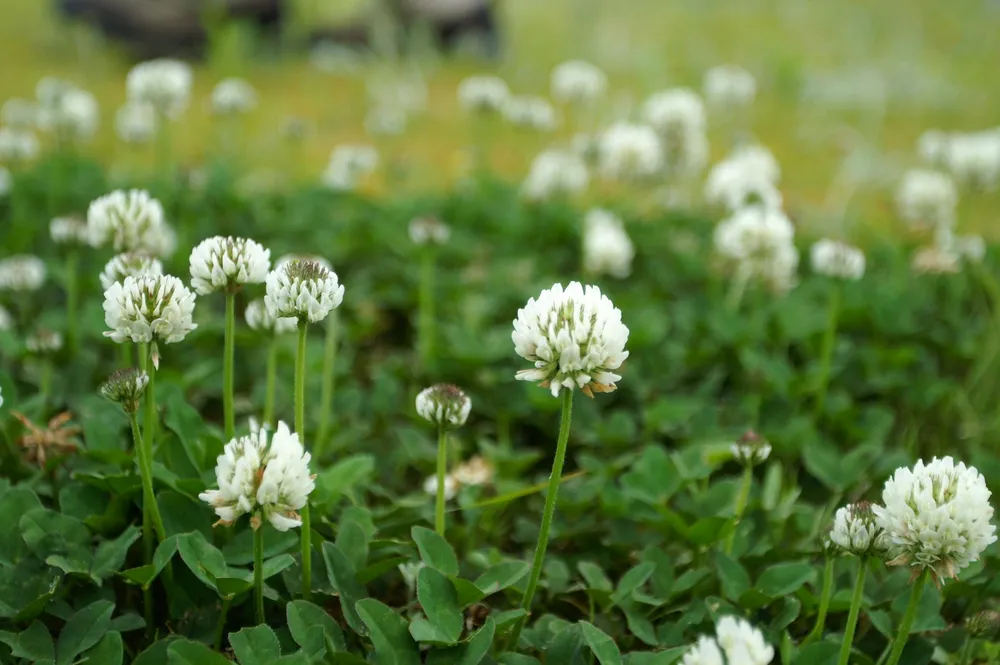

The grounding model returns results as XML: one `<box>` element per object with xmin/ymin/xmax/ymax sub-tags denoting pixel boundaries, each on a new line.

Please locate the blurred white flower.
<box><xmin>87</xmin><ymin>189</ymin><xmax>166</xmax><ymax>252</ymax></box>
<box><xmin>874</xmin><ymin>456</ymin><xmax>996</xmax><ymax>582</ymax></box>
<box><xmin>99</xmin><ymin>252</ymin><xmax>163</xmax><ymax>291</ymax></box>
<box><xmin>452</xmin><ymin>456</ymin><xmax>494</xmax><ymax>487</ymax></box>
<box><xmin>26</xmin><ymin>329</ymin><xmax>63</xmax><ymax>354</ymax></box>
<box><xmin>126</xmin><ymin>59</ymin><xmax>193</xmax><ymax>118</ymax></box>
<box><xmin>423</xmin><ymin>474</ymin><xmax>459</xmax><ymax>501</ymax></box>
<box><xmin>831</xmin><ymin>501</ymin><xmax>887</xmax><ymax>557</ymax></box>
<box><xmin>211</xmin><ymin>78</ymin><xmax>257</xmax><ymax>116</ymax></box>
<box><xmin>513</xmin><ymin>281</ymin><xmax>630</xmax><ymax>397</ymax></box>
<box><xmin>704</xmin><ymin>65</ymin><xmax>757</xmax><ymax>109</ymax></box>
<box><xmin>714</xmin><ymin>206</ymin><xmax>799</xmax><ymax>293</ymax></box>
<box><xmin>265</xmin><ymin>259</ymin><xmax>344</xmax><ymax>323</ymax></box>
<box><xmin>730</xmin><ymin>430</ymin><xmax>771</xmax><ymax>467</ymax></box>
<box><xmin>409</xmin><ymin>216</ymin><xmax>450</xmax><ymax>245</ymax></box>
<box><xmin>37</xmin><ymin>88</ymin><xmax>98</xmax><ymax>140</ymax></box>
<box><xmin>681</xmin><ymin>636</ymin><xmax>723</xmax><ymax>665</ymax></box>
<box><xmin>1</xmin><ymin>98</ymin><xmax>38</xmax><ymax>129</ymax></box>
<box><xmin>522</xmin><ymin>149</ymin><xmax>589</xmax><ymax>201</ymax></box>
<box><xmin>322</xmin><ymin>145</ymin><xmax>379</xmax><ymax>191</ymax></box>
<box><xmin>103</xmin><ymin>274</ymin><xmax>197</xmax><ymax>344</ymax></box>
<box><xmin>457</xmin><ymin>75</ymin><xmax>510</xmax><ymax>114</ymax></box>
<box><xmin>912</xmin><ymin>245</ymin><xmax>960</xmax><ymax>275</ymax></box>
<box><xmin>115</xmin><ymin>102</ymin><xmax>157</xmax><ymax>144</ymax></box>
<box><xmin>36</xmin><ymin>77</ymin><xmax>74</xmax><ymax>108</ymax></box>
<box><xmin>942</xmin><ymin>131</ymin><xmax>1000</xmax><ymax>190</ymax></box>
<box><xmin>598</xmin><ymin>122</ymin><xmax>663</xmax><ymax>181</ymax></box>
<box><xmin>504</xmin><ymin>95</ymin><xmax>558</xmax><ymax>131</ymax></box>
<box><xmin>245</xmin><ymin>298</ymin><xmax>297</xmax><ymax>335</ymax></box>
<box><xmin>0</xmin><ymin>255</ymin><xmax>46</xmax><ymax>291</ymax></box>
<box><xmin>704</xmin><ymin>145</ymin><xmax>782</xmax><ymax>213</ymax></box>
<box><xmin>715</xmin><ymin>616</ymin><xmax>775</xmax><ymax>665</ymax></box>
<box><xmin>416</xmin><ymin>384</ymin><xmax>472</xmax><ymax>428</ymax></box>
<box><xmin>100</xmin><ymin>367</ymin><xmax>149</xmax><ymax>413</ymax></box>
<box><xmin>583</xmin><ymin>209</ymin><xmax>634</xmax><ymax>278</ymax></box>
<box><xmin>50</xmin><ymin>216</ymin><xmax>90</xmax><ymax>246</ymax></box>
<box><xmin>0</xmin><ymin>304</ymin><xmax>11</xmax><ymax>331</ymax></box>
<box><xmin>949</xmin><ymin>234</ymin><xmax>986</xmax><ymax>263</ymax></box>
<box><xmin>138</xmin><ymin>221</ymin><xmax>178</xmax><ymax>259</ymax></box>
<box><xmin>917</xmin><ymin>129</ymin><xmax>949</xmax><ymax>166</ymax></box>
<box><xmin>550</xmin><ymin>60</ymin><xmax>607</xmax><ymax>105</ymax></box>
<box><xmin>810</xmin><ymin>239</ymin><xmax>865</xmax><ymax>280</ymax></box>
<box><xmin>896</xmin><ymin>169</ymin><xmax>957</xmax><ymax>229</ymax></box>
<box><xmin>0</xmin><ymin>127</ymin><xmax>39</xmax><ymax>162</ymax></box>
<box><xmin>642</xmin><ymin>88</ymin><xmax>709</xmax><ymax>175</ymax></box>
<box><xmin>189</xmin><ymin>236</ymin><xmax>270</xmax><ymax>295</ymax></box>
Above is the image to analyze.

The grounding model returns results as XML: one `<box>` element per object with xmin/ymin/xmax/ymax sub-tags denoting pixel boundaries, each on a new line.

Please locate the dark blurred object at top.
<box><xmin>56</xmin><ymin>0</ymin><xmax>499</xmax><ymax>60</ymax></box>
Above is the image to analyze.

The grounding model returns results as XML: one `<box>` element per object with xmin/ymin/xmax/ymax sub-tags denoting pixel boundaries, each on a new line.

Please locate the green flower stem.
<box><xmin>223</xmin><ymin>291</ymin><xmax>236</xmax><ymax>441</ymax></box>
<box><xmin>295</xmin><ymin>320</ymin><xmax>312</xmax><ymax>600</ymax></box>
<box><xmin>39</xmin><ymin>358</ymin><xmax>54</xmax><ymax>405</ymax></box>
<box><xmin>130</xmin><ymin>411</ymin><xmax>154</xmax><ymax>632</ymax></box>
<box><xmin>213</xmin><ymin>597</ymin><xmax>231</xmax><ymax>650</ymax></box>
<box><xmin>815</xmin><ymin>284</ymin><xmax>842</xmax><ymax>417</ymax></box>
<box><xmin>958</xmin><ymin>638</ymin><xmax>975</xmax><ymax>665</ymax></box>
<box><xmin>263</xmin><ymin>337</ymin><xmax>278</xmax><ymax>426</ymax></box>
<box><xmin>65</xmin><ymin>248</ymin><xmax>79</xmax><ymax>356</ymax></box>
<box><xmin>726</xmin><ymin>268</ymin><xmax>749</xmax><ymax>312</ymax></box>
<box><xmin>254</xmin><ymin>521</ymin><xmax>265</xmax><ymax>624</ymax></box>
<box><xmin>435</xmin><ymin>423</ymin><xmax>448</xmax><ymax>536</ymax></box>
<box><xmin>509</xmin><ymin>389</ymin><xmax>574</xmax><ymax>651</ymax></box>
<box><xmin>315</xmin><ymin>312</ymin><xmax>338</xmax><ymax>459</ymax></box>
<box><xmin>139</xmin><ymin>344</ymin><xmax>166</xmax><ymax>543</ymax></box>
<box><xmin>884</xmin><ymin>569</ymin><xmax>929</xmax><ymax>665</ymax></box>
<box><xmin>724</xmin><ymin>464</ymin><xmax>753</xmax><ymax>556</ymax></box>
<box><xmin>805</xmin><ymin>556</ymin><xmax>835</xmax><ymax>645</ymax></box>
<box><xmin>120</xmin><ymin>342</ymin><xmax>132</xmax><ymax>369</ymax></box>
<box><xmin>418</xmin><ymin>249</ymin><xmax>435</xmax><ymax>371</ymax></box>
<box><xmin>837</xmin><ymin>557</ymin><xmax>868</xmax><ymax>665</ymax></box>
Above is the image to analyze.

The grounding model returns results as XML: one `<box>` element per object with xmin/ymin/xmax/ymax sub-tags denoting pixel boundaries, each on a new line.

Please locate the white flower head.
<box><xmin>942</xmin><ymin>131</ymin><xmax>1000</xmax><ymax>190</ymax></box>
<box><xmin>0</xmin><ymin>127</ymin><xmax>40</xmax><ymax>162</ymax></box>
<box><xmin>730</xmin><ymin>430</ymin><xmax>771</xmax><ymax>467</ymax></box>
<box><xmin>416</xmin><ymin>384</ymin><xmax>472</xmax><ymax>429</ymax></box>
<box><xmin>99</xmin><ymin>252</ymin><xmax>163</xmax><ymax>291</ymax></box>
<box><xmin>276</xmin><ymin>254</ymin><xmax>333</xmax><ymax>272</ymax></box>
<box><xmin>139</xmin><ymin>222</ymin><xmax>178</xmax><ymax>259</ymax></box>
<box><xmin>0</xmin><ymin>255</ymin><xmax>46</xmax><ymax>291</ymax></box>
<box><xmin>37</xmin><ymin>87</ymin><xmax>99</xmax><ymax>140</ymax></box>
<box><xmin>704</xmin><ymin>145</ymin><xmax>783</xmax><ymax>213</ymax></box>
<box><xmin>831</xmin><ymin>501</ymin><xmax>888</xmax><ymax>558</ymax></box>
<box><xmin>522</xmin><ymin>149</ymin><xmax>589</xmax><ymax>201</ymax></box>
<box><xmin>423</xmin><ymin>474</ymin><xmax>459</xmax><ymax>501</ymax></box>
<box><xmin>918</xmin><ymin>129</ymin><xmax>949</xmax><ymax>166</ymax></box>
<box><xmin>504</xmin><ymin>95</ymin><xmax>558</xmax><ymax>131</ymax></box>
<box><xmin>550</xmin><ymin>60</ymin><xmax>607</xmax><ymax>105</ymax></box>
<box><xmin>704</xmin><ymin>65</ymin><xmax>757</xmax><ymax>109</ymax></box>
<box><xmin>265</xmin><ymin>260</ymin><xmax>344</xmax><ymax>323</ymax></box>
<box><xmin>583</xmin><ymin>209</ymin><xmax>634</xmax><ymax>279</ymax></box>
<box><xmin>322</xmin><ymin>145</ymin><xmax>379</xmax><ymax>191</ymax></box>
<box><xmin>1</xmin><ymin>98</ymin><xmax>38</xmax><ymax>129</ymax></box>
<box><xmin>36</xmin><ymin>77</ymin><xmax>75</xmax><ymax>108</ymax></box>
<box><xmin>681</xmin><ymin>635</ymin><xmax>724</xmax><ymax>665</ymax></box>
<box><xmin>643</xmin><ymin>88</ymin><xmax>706</xmax><ymax>136</ymax></box>
<box><xmin>103</xmin><ymin>274</ymin><xmax>197</xmax><ymax>345</ymax></box>
<box><xmin>457</xmin><ymin>75</ymin><xmax>510</xmax><ymax>114</ymax></box>
<box><xmin>598</xmin><ymin>122</ymin><xmax>663</xmax><ymax>182</ymax></box>
<box><xmin>874</xmin><ymin>456</ymin><xmax>997</xmax><ymax>582</ymax></box>
<box><xmin>100</xmin><ymin>367</ymin><xmax>149</xmax><ymax>413</ymax></box>
<box><xmin>715</xmin><ymin>616</ymin><xmax>775</xmax><ymax>665</ymax></box>
<box><xmin>714</xmin><ymin>207</ymin><xmax>799</xmax><ymax>293</ymax></box>
<box><xmin>513</xmin><ymin>282</ymin><xmax>629</xmax><ymax>397</ymax></box>
<box><xmin>245</xmin><ymin>298</ymin><xmax>297</xmax><ymax>335</ymax></box>
<box><xmin>126</xmin><ymin>59</ymin><xmax>193</xmax><ymax>118</ymax></box>
<box><xmin>50</xmin><ymin>216</ymin><xmax>90</xmax><ymax>246</ymax></box>
<box><xmin>810</xmin><ymin>239</ymin><xmax>865</xmax><ymax>280</ymax></box>
<box><xmin>409</xmin><ymin>216</ymin><xmax>451</xmax><ymax>246</ymax></box>
<box><xmin>26</xmin><ymin>329</ymin><xmax>63</xmax><ymax>355</ymax></box>
<box><xmin>189</xmin><ymin>236</ymin><xmax>270</xmax><ymax>295</ymax></box>
<box><xmin>115</xmin><ymin>101</ymin><xmax>157</xmax><ymax>144</ymax></box>
<box><xmin>896</xmin><ymin>169</ymin><xmax>957</xmax><ymax>229</ymax></box>
<box><xmin>87</xmin><ymin>189</ymin><xmax>165</xmax><ymax>252</ymax></box>
<box><xmin>452</xmin><ymin>456</ymin><xmax>494</xmax><ymax>487</ymax></box>
<box><xmin>211</xmin><ymin>78</ymin><xmax>257</xmax><ymax>116</ymax></box>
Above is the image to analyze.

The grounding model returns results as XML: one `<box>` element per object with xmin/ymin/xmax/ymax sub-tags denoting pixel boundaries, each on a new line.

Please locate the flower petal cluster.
<box><xmin>682</xmin><ymin>617</ymin><xmax>774</xmax><ymax>665</ymax></box>
<box><xmin>714</xmin><ymin>207</ymin><xmax>799</xmax><ymax>293</ymax></box>
<box><xmin>939</xmin><ymin>130</ymin><xmax>1000</xmax><ymax>190</ymax></box>
<box><xmin>100</xmin><ymin>368</ymin><xmax>149</xmax><ymax>413</ymax></box>
<box><xmin>416</xmin><ymin>384</ymin><xmax>472</xmax><ymax>428</ymax></box>
<box><xmin>598</xmin><ymin>122</ymin><xmax>663</xmax><ymax>182</ymax></box>
<box><xmin>522</xmin><ymin>149</ymin><xmax>589</xmax><ymax>201</ymax></box>
<box><xmin>457</xmin><ymin>75</ymin><xmax>510</xmax><ymax>114</ymax></box>
<box><xmin>115</xmin><ymin>102</ymin><xmax>156</xmax><ymax>144</ymax></box>
<box><xmin>451</xmin><ymin>456</ymin><xmax>494</xmax><ymax>486</ymax></box>
<box><xmin>704</xmin><ymin>65</ymin><xmax>757</xmax><ymax>109</ymax></box>
<box><xmin>103</xmin><ymin>274</ymin><xmax>197</xmax><ymax>344</ymax></box>
<box><xmin>87</xmin><ymin>189</ymin><xmax>165</xmax><ymax>252</ymax></box>
<box><xmin>100</xmin><ymin>253</ymin><xmax>164</xmax><ymax>291</ymax></box>
<box><xmin>704</xmin><ymin>145</ymin><xmax>783</xmax><ymax>213</ymax></box>
<box><xmin>551</xmin><ymin>60</ymin><xmax>607</xmax><ymax>105</ymax></box>
<box><xmin>189</xmin><ymin>236</ymin><xmax>270</xmax><ymax>294</ymax></box>
<box><xmin>37</xmin><ymin>87</ymin><xmax>98</xmax><ymax>140</ymax></box>
<box><xmin>583</xmin><ymin>209</ymin><xmax>634</xmax><ymax>279</ymax></box>
<box><xmin>26</xmin><ymin>329</ymin><xmax>63</xmax><ymax>354</ymax></box>
<box><xmin>810</xmin><ymin>239</ymin><xmax>865</xmax><ymax>280</ymax></box>
<box><xmin>409</xmin><ymin>216</ymin><xmax>451</xmax><ymax>246</ymax></box>
<box><xmin>50</xmin><ymin>216</ymin><xmax>90</xmax><ymax>246</ymax></box>
<box><xmin>504</xmin><ymin>95</ymin><xmax>558</xmax><ymax>131</ymax></box>
<box><xmin>642</xmin><ymin>88</ymin><xmax>709</xmax><ymax>175</ymax></box>
<box><xmin>874</xmin><ymin>456</ymin><xmax>996</xmax><ymax>582</ymax></box>
<box><xmin>265</xmin><ymin>260</ymin><xmax>344</xmax><ymax>323</ymax></box>
<box><xmin>245</xmin><ymin>298</ymin><xmax>297</xmax><ymax>335</ymax></box>
<box><xmin>830</xmin><ymin>501</ymin><xmax>887</xmax><ymax>557</ymax></box>
<box><xmin>321</xmin><ymin>145</ymin><xmax>379</xmax><ymax>191</ymax></box>
<box><xmin>0</xmin><ymin>255</ymin><xmax>46</xmax><ymax>291</ymax></box>
<box><xmin>126</xmin><ymin>59</ymin><xmax>193</xmax><ymax>118</ymax></box>
<box><xmin>730</xmin><ymin>430</ymin><xmax>772</xmax><ymax>467</ymax></box>
<box><xmin>513</xmin><ymin>282</ymin><xmax>629</xmax><ymax>397</ymax></box>
<box><xmin>211</xmin><ymin>78</ymin><xmax>257</xmax><ymax>115</ymax></box>
<box><xmin>0</xmin><ymin>127</ymin><xmax>39</xmax><ymax>162</ymax></box>
<box><xmin>896</xmin><ymin>169</ymin><xmax>956</xmax><ymax>229</ymax></box>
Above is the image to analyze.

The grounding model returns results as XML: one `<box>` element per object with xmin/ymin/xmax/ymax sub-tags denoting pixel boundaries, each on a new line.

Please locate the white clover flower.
<box><xmin>26</xmin><ymin>329</ymin><xmax>63</xmax><ymax>354</ymax></box>
<box><xmin>704</xmin><ymin>144</ymin><xmax>783</xmax><ymax>213</ymax></box>
<box><xmin>550</xmin><ymin>60</ymin><xmax>607</xmax><ymax>105</ymax></box>
<box><xmin>423</xmin><ymin>474</ymin><xmax>459</xmax><ymax>501</ymax></box>
<box><xmin>917</xmin><ymin>129</ymin><xmax>949</xmax><ymax>166</ymax></box>
<box><xmin>874</xmin><ymin>456</ymin><xmax>997</xmax><ymax>582</ymax></box>
<box><xmin>0</xmin><ymin>127</ymin><xmax>40</xmax><ymax>162</ymax></box>
<box><xmin>504</xmin><ymin>95</ymin><xmax>558</xmax><ymax>131</ymax></box>
<box><xmin>211</xmin><ymin>78</ymin><xmax>257</xmax><ymax>116</ymax></box>
<box><xmin>452</xmin><ymin>456</ymin><xmax>494</xmax><ymax>486</ymax></box>
<box><xmin>245</xmin><ymin>298</ymin><xmax>297</xmax><ymax>335</ymax></box>
<box><xmin>583</xmin><ymin>208</ymin><xmax>634</xmax><ymax>279</ymax></box>
<box><xmin>409</xmin><ymin>216</ymin><xmax>451</xmax><ymax>246</ymax></box>
<box><xmin>912</xmin><ymin>245</ymin><xmax>960</xmax><ymax>275</ymax></box>
<box><xmin>87</xmin><ymin>189</ymin><xmax>165</xmax><ymax>252</ymax></box>
<box><xmin>681</xmin><ymin>635</ymin><xmax>723</xmax><ymax>665</ymax></box>
<box><xmin>49</xmin><ymin>216</ymin><xmax>90</xmax><ymax>246</ymax></box>
<box><xmin>138</xmin><ymin>222</ymin><xmax>178</xmax><ymax>259</ymax></box>
<box><xmin>598</xmin><ymin>122</ymin><xmax>663</xmax><ymax>181</ymax></box>
<box><xmin>810</xmin><ymin>239</ymin><xmax>865</xmax><ymax>280</ymax></box>
<box><xmin>513</xmin><ymin>282</ymin><xmax>629</xmax><ymax>397</ymax></box>
<box><xmin>704</xmin><ymin>65</ymin><xmax>757</xmax><ymax>109</ymax></box>
<box><xmin>321</xmin><ymin>145</ymin><xmax>379</xmax><ymax>191</ymax></box>
<box><xmin>0</xmin><ymin>305</ymin><xmax>11</xmax><ymax>331</ymax></box>
<box><xmin>1</xmin><ymin>98</ymin><xmax>38</xmax><ymax>129</ymax></box>
<box><xmin>126</xmin><ymin>59</ymin><xmax>193</xmax><ymax>118</ymax></box>
<box><xmin>0</xmin><ymin>255</ymin><xmax>46</xmax><ymax>291</ymax></box>
<box><xmin>103</xmin><ymin>274</ymin><xmax>197</xmax><ymax>344</ymax></box>
<box><xmin>189</xmin><ymin>236</ymin><xmax>270</xmax><ymax>295</ymax></box>
<box><xmin>275</xmin><ymin>254</ymin><xmax>333</xmax><ymax>272</ymax></box>
<box><xmin>831</xmin><ymin>501</ymin><xmax>888</xmax><ymax>558</ymax></box>
<box><xmin>115</xmin><ymin>101</ymin><xmax>157</xmax><ymax>144</ymax></box>
<box><xmin>100</xmin><ymin>367</ymin><xmax>149</xmax><ymax>413</ymax></box>
<box><xmin>522</xmin><ymin>149</ymin><xmax>589</xmax><ymax>201</ymax></box>
<box><xmin>715</xmin><ymin>616</ymin><xmax>775</xmax><ymax>665</ymax></box>
<box><xmin>643</xmin><ymin>88</ymin><xmax>706</xmax><ymax>136</ymax></box>
<box><xmin>265</xmin><ymin>260</ymin><xmax>344</xmax><ymax>323</ymax></box>
<box><xmin>457</xmin><ymin>75</ymin><xmax>510</xmax><ymax>114</ymax></box>
<box><xmin>714</xmin><ymin>207</ymin><xmax>799</xmax><ymax>293</ymax></box>
<box><xmin>0</xmin><ymin>167</ymin><xmax>10</xmax><ymax>198</ymax></box>
<box><xmin>255</xmin><ymin>421</ymin><xmax>316</xmax><ymax>531</ymax></box>
<box><xmin>949</xmin><ymin>234</ymin><xmax>986</xmax><ymax>263</ymax></box>
<box><xmin>99</xmin><ymin>252</ymin><xmax>163</xmax><ymax>291</ymax></box>
<box><xmin>37</xmin><ymin>88</ymin><xmax>99</xmax><ymax>141</ymax></box>
<box><xmin>896</xmin><ymin>169</ymin><xmax>957</xmax><ymax>229</ymax></box>
<box><xmin>416</xmin><ymin>384</ymin><xmax>472</xmax><ymax>428</ymax></box>
<box><xmin>942</xmin><ymin>131</ymin><xmax>1000</xmax><ymax>190</ymax></box>
<box><xmin>36</xmin><ymin>77</ymin><xmax>74</xmax><ymax>108</ymax></box>
<box><xmin>730</xmin><ymin>430</ymin><xmax>771</xmax><ymax>467</ymax></box>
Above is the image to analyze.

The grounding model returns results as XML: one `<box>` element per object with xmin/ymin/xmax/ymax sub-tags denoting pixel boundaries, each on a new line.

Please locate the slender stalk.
<box><xmin>435</xmin><ymin>424</ymin><xmax>448</xmax><ymax>536</ymax></box>
<box><xmin>815</xmin><ymin>284</ymin><xmax>842</xmax><ymax>417</ymax></box>
<box><xmin>836</xmin><ymin>558</ymin><xmax>868</xmax><ymax>665</ymax></box>
<box><xmin>120</xmin><ymin>343</ymin><xmax>132</xmax><ymax>369</ymax></box>
<box><xmin>263</xmin><ymin>337</ymin><xmax>278</xmax><ymax>426</ymax></box>
<box><xmin>254</xmin><ymin>521</ymin><xmax>265</xmax><ymax>624</ymax></box>
<box><xmin>884</xmin><ymin>570</ymin><xmax>929</xmax><ymax>665</ymax></box>
<box><xmin>295</xmin><ymin>320</ymin><xmax>311</xmax><ymax>600</ymax></box>
<box><xmin>805</xmin><ymin>556</ymin><xmax>835</xmax><ymax>645</ymax></box>
<box><xmin>418</xmin><ymin>249</ymin><xmax>435</xmax><ymax>371</ymax></box>
<box><xmin>726</xmin><ymin>268</ymin><xmax>749</xmax><ymax>312</ymax></box>
<box><xmin>140</xmin><ymin>345</ymin><xmax>166</xmax><ymax>542</ymax></box>
<box><xmin>508</xmin><ymin>389</ymin><xmax>574</xmax><ymax>650</ymax></box>
<box><xmin>65</xmin><ymin>249</ymin><xmax>79</xmax><ymax>356</ymax></box>
<box><xmin>39</xmin><ymin>358</ymin><xmax>54</xmax><ymax>405</ymax></box>
<box><xmin>958</xmin><ymin>638</ymin><xmax>975</xmax><ymax>665</ymax></box>
<box><xmin>131</xmin><ymin>412</ymin><xmax>154</xmax><ymax>634</ymax></box>
<box><xmin>315</xmin><ymin>312</ymin><xmax>338</xmax><ymax>458</ymax></box>
<box><xmin>213</xmin><ymin>597</ymin><xmax>231</xmax><ymax>650</ymax></box>
<box><xmin>724</xmin><ymin>465</ymin><xmax>753</xmax><ymax>556</ymax></box>
<box><xmin>223</xmin><ymin>292</ymin><xmax>236</xmax><ymax>441</ymax></box>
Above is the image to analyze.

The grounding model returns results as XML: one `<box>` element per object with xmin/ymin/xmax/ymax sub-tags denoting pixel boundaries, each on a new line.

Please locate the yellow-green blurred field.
<box><xmin>1</xmin><ymin>0</ymin><xmax>999</xmax><ymax>236</ymax></box>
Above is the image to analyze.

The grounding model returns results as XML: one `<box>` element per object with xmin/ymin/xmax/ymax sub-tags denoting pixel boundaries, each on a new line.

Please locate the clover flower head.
<box><xmin>551</xmin><ymin>60</ymin><xmax>607</xmax><ymax>105</ymax></box>
<box><xmin>0</xmin><ymin>255</ymin><xmax>46</xmax><ymax>291</ymax></box>
<box><xmin>245</xmin><ymin>298</ymin><xmax>297</xmax><ymax>335</ymax></box>
<box><xmin>504</xmin><ymin>95</ymin><xmax>558</xmax><ymax>131</ymax></box>
<box><xmin>874</xmin><ymin>456</ymin><xmax>997</xmax><ymax>582</ymax></box>
<box><xmin>451</xmin><ymin>456</ymin><xmax>494</xmax><ymax>487</ymax></box>
<box><xmin>409</xmin><ymin>216</ymin><xmax>451</xmax><ymax>246</ymax></box>
<box><xmin>100</xmin><ymin>253</ymin><xmax>164</xmax><ymax>291</ymax></box>
<box><xmin>513</xmin><ymin>282</ymin><xmax>629</xmax><ymax>397</ymax></box>
<box><xmin>598</xmin><ymin>122</ymin><xmax>663</xmax><ymax>182</ymax></box>
<box><xmin>643</xmin><ymin>88</ymin><xmax>706</xmax><ymax>136</ymax></box>
<box><xmin>810</xmin><ymin>239</ymin><xmax>865</xmax><ymax>280</ymax></box>
<box><xmin>265</xmin><ymin>259</ymin><xmax>344</xmax><ymax>323</ymax></box>
<box><xmin>682</xmin><ymin>617</ymin><xmax>773</xmax><ymax>665</ymax></box>
<box><xmin>457</xmin><ymin>75</ymin><xmax>510</xmax><ymax>114</ymax></box>
<box><xmin>730</xmin><ymin>430</ymin><xmax>771</xmax><ymax>467</ymax></box>
<box><xmin>967</xmin><ymin>610</ymin><xmax>1000</xmax><ymax>639</ymax></box>
<box><xmin>211</xmin><ymin>77</ymin><xmax>257</xmax><ymax>115</ymax></box>
<box><xmin>704</xmin><ymin>145</ymin><xmax>783</xmax><ymax>213</ymax></box>
<box><xmin>681</xmin><ymin>635</ymin><xmax>723</xmax><ymax>665</ymax></box>
<box><xmin>26</xmin><ymin>329</ymin><xmax>63</xmax><ymax>355</ymax></box>
<box><xmin>189</xmin><ymin>235</ymin><xmax>270</xmax><ymax>295</ymax></box>
<box><xmin>103</xmin><ymin>274</ymin><xmax>197</xmax><ymax>345</ymax></box>
<box><xmin>416</xmin><ymin>384</ymin><xmax>472</xmax><ymax>428</ymax></box>
<box><xmin>942</xmin><ymin>131</ymin><xmax>1000</xmax><ymax>190</ymax></box>
<box><xmin>522</xmin><ymin>149</ymin><xmax>589</xmax><ymax>201</ymax></box>
<box><xmin>126</xmin><ymin>59</ymin><xmax>192</xmax><ymax>118</ymax></box>
<box><xmin>322</xmin><ymin>144</ymin><xmax>379</xmax><ymax>191</ymax></box>
<box><xmin>918</xmin><ymin>129</ymin><xmax>949</xmax><ymax>166</ymax></box>
<box><xmin>36</xmin><ymin>77</ymin><xmax>75</xmax><ymax>108</ymax></box>
<box><xmin>423</xmin><ymin>474</ymin><xmax>459</xmax><ymax>501</ymax></box>
<box><xmin>714</xmin><ymin>206</ymin><xmax>799</xmax><ymax>293</ymax></box>
<box><xmin>37</xmin><ymin>87</ymin><xmax>98</xmax><ymax>140</ymax></box>
<box><xmin>583</xmin><ymin>208</ymin><xmax>634</xmax><ymax>279</ymax></box>
<box><xmin>831</xmin><ymin>501</ymin><xmax>888</xmax><ymax>557</ymax></box>
<box><xmin>896</xmin><ymin>169</ymin><xmax>957</xmax><ymax>229</ymax></box>
<box><xmin>50</xmin><ymin>216</ymin><xmax>90</xmax><ymax>246</ymax></box>
<box><xmin>100</xmin><ymin>367</ymin><xmax>149</xmax><ymax>413</ymax></box>
<box><xmin>115</xmin><ymin>101</ymin><xmax>157</xmax><ymax>144</ymax></box>
<box><xmin>704</xmin><ymin>65</ymin><xmax>757</xmax><ymax>109</ymax></box>
<box><xmin>0</xmin><ymin>127</ymin><xmax>40</xmax><ymax>162</ymax></box>
<box><xmin>87</xmin><ymin>189</ymin><xmax>165</xmax><ymax>252</ymax></box>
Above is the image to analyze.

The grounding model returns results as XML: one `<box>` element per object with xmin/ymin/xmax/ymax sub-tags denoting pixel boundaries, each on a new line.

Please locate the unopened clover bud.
<box><xmin>830</xmin><ymin>501</ymin><xmax>888</xmax><ymax>558</ymax></box>
<box><xmin>416</xmin><ymin>384</ymin><xmax>471</xmax><ymax>429</ymax></box>
<box><xmin>730</xmin><ymin>429</ymin><xmax>771</xmax><ymax>467</ymax></box>
<box><xmin>100</xmin><ymin>368</ymin><xmax>149</xmax><ymax>413</ymax></box>
<box><xmin>967</xmin><ymin>610</ymin><xmax>1000</xmax><ymax>639</ymax></box>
